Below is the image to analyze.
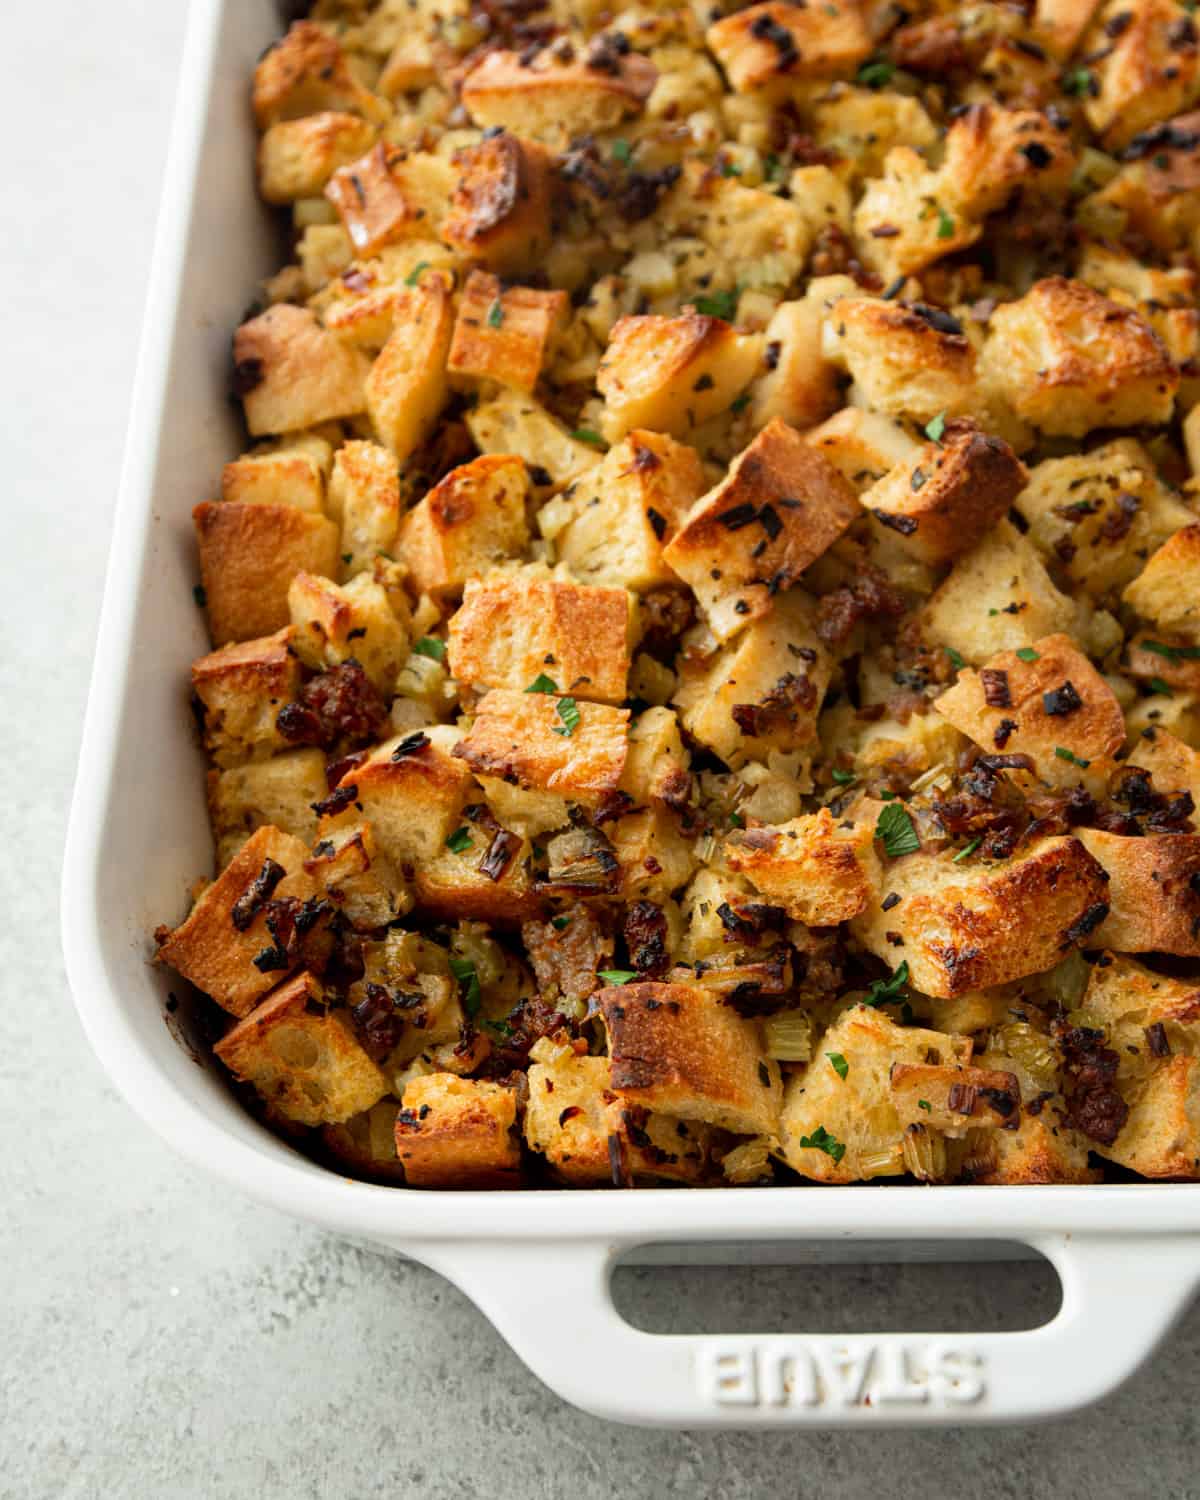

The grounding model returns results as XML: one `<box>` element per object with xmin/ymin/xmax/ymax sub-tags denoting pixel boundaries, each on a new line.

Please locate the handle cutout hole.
<box><xmin>612</xmin><ymin>1243</ymin><xmax>1060</xmax><ymax>1335</ymax></box>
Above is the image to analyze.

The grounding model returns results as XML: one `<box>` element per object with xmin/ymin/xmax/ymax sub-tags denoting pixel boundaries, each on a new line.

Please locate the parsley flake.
<box><xmin>1148</xmin><ymin>677</ymin><xmax>1175</xmax><ymax>697</ymax></box>
<box><xmin>341</xmin><ymin>552</ymin><xmax>353</xmax><ymax>565</ymax></box>
<box><xmin>827</xmin><ymin>1052</ymin><xmax>849</xmax><ymax>1080</ymax></box>
<box><xmin>552</xmin><ymin>696</ymin><xmax>581</xmax><ymax>737</ymax></box>
<box><xmin>1142</xmin><ymin>640</ymin><xmax>1200</xmax><ymax>662</ymax></box>
<box><xmin>1063</xmin><ymin>67</ymin><xmax>1094</xmax><ymax>95</ymax></box>
<box><xmin>856</xmin><ymin>58</ymin><xmax>895</xmax><ymax>88</ymax></box>
<box><xmin>945</xmin><ymin>645</ymin><xmax>966</xmax><ymax>671</ymax></box>
<box><xmin>925</xmin><ymin>411</ymin><xmax>947</xmax><ymax>443</ymax></box>
<box><xmin>918</xmin><ymin>1099</ymin><xmax>932</xmax><ymax>1112</ymax></box>
<box><xmin>936</xmin><ymin>206</ymin><xmax>956</xmax><ymax>239</ymax></box>
<box><xmin>953</xmin><ymin>835</ymin><xmax>982</xmax><ymax>863</ymax></box>
<box><xmin>831</xmin><ymin>767</ymin><xmax>856</xmax><ymax>785</ymax></box>
<box><xmin>404</xmin><ymin>261</ymin><xmax>430</xmax><ymax>285</ymax></box>
<box><xmin>598</xmin><ymin>969</ymin><xmax>638</xmax><ymax>986</ymax></box>
<box><xmin>525</xmin><ymin>673</ymin><xmax>559</xmax><ymax>694</ymax></box>
<box><xmin>876</xmin><ymin>802</ymin><xmax>920</xmax><ymax>858</ymax></box>
<box><xmin>487</xmin><ymin>299</ymin><xmax>504</xmax><ymax>329</ymax></box>
<box><xmin>412</xmin><ymin>635</ymin><xmax>446</xmax><ymax>662</ymax></box>
<box><xmin>693</xmin><ymin>287</ymin><xmax>739</xmax><ymax>321</ymax></box>
<box><xmin>551</xmin><ymin>915</ymin><xmax>572</xmax><ymax>931</ymax></box>
<box><xmin>571</xmin><ymin>428</ymin><xmax>605</xmax><ymax>447</ymax></box>
<box><xmin>449</xmin><ymin>956</ymin><xmax>482</xmax><ymax>1016</ymax></box>
<box><xmin>731</xmin><ymin>392</ymin><xmax>751</xmax><ymax>414</ymax></box>
<box><xmin>445</xmin><ymin>827</ymin><xmax>473</xmax><ymax>854</ymax></box>
<box><xmin>864</xmin><ymin>960</ymin><xmax>909</xmax><ymax>1008</ymax></box>
<box><xmin>1054</xmin><ymin>746</ymin><xmax>1091</xmax><ymax>767</ymax></box>
<box><xmin>611</xmin><ymin>138</ymin><xmax>633</xmax><ymax>164</ymax></box>
<box><xmin>1016</xmin><ymin>647</ymin><xmax>1040</xmax><ymax>662</ymax></box>
<box><xmin>797</xmin><ymin>1124</ymin><xmax>846</xmax><ymax>1163</ymax></box>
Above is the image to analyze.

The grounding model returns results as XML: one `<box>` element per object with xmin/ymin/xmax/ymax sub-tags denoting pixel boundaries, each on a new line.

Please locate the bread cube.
<box><xmin>364</xmin><ymin>278</ymin><xmax>454</xmax><ymax>462</ymax></box>
<box><xmin>609</xmin><ymin>806</ymin><xmax>697</xmax><ymax>903</ymax></box>
<box><xmin>620</xmin><ymin>705</ymin><xmax>690</xmax><ymax>810</ymax></box>
<box><xmin>1075</xmin><ymin>829</ymin><xmax>1200</xmax><ymax>956</ymax></box>
<box><xmin>778</xmin><ymin>1005</ymin><xmax>972</xmax><ymax>1182</ymax></box>
<box><xmin>596</xmin><ymin>980</ymin><xmax>781</xmax><ymax>1136</ymax></box>
<box><xmin>208</xmin><ymin>749</ymin><xmax>328</xmax><ymax>866</ymax></box>
<box><xmin>447</xmin><ymin>573</ymin><xmax>633</xmax><ymax>702</ymax></box>
<box><xmin>851</xmin><ymin>835</ymin><xmax>1110</xmax><ymax>997</ymax></box>
<box><xmin>705</xmin><ymin>1</ymin><xmax>871</xmax><ymax>91</ymax></box>
<box><xmin>453</xmin><ymin>688</ymin><xmax>629</xmax><ymax>802</ymax></box>
<box><xmin>325</xmin><ymin>144</ymin><xmax>456</xmax><ymax>258</ymax></box>
<box><xmin>215</xmin><ymin>972</ymin><xmax>388</xmax><ymax>1127</ymax></box>
<box><xmin>325</xmin><ymin>440</ymin><xmax>400</xmax><ymax>576</ymax></box>
<box><xmin>940</xmin><ymin>104</ymin><xmax>1076</xmax><ymax>220</ymax></box>
<box><xmin>673</xmin><ymin>589</ymin><xmax>832</xmax><ymax>768</ymax></box>
<box><xmin>889</xmin><ymin>1062</ymin><xmax>1021</xmax><ymax>1134</ymax></box>
<box><xmin>1080</xmin><ymin>953</ymin><xmax>1200</xmax><ymax>1176</ymax></box>
<box><xmin>321</xmin><ymin>1100</ymin><xmax>407</xmax><ymax>1183</ymax></box>
<box><xmin>447</xmin><ymin>271</ymin><xmax>568</xmax><ymax>395</ymax></box>
<box><xmin>459</xmin><ymin>46</ymin><xmax>657</xmax><ymax>140</ymax></box>
<box><xmin>934</xmin><ymin>633</ymin><xmax>1126</xmax><ymax>785</ymax></box>
<box><xmin>823</xmin><ymin>297</ymin><xmax>979</xmax><ymax>424</ymax></box>
<box><xmin>258</xmin><ymin>112</ymin><xmax>377</xmax><ymax>204</ymax></box>
<box><xmin>440</xmin><ymin>132</ymin><xmax>556</xmax><ymax>276</ymax></box>
<box><xmin>595</xmin><ymin>313</ymin><xmax>762</xmax><ymax>443</ymax></box>
<box><xmin>394</xmin><ymin>1075</ymin><xmax>521</xmax><ymax>1187</ymax></box>
<box><xmin>551</xmin><ymin>431</ymin><xmax>705</xmax><ymax>591</ymax></box>
<box><xmin>304</xmin><ymin>820</ymin><xmax>412</xmax><ymax>929</ymax></box>
<box><xmin>922</xmin><ymin>520</ymin><xmax>1076</xmax><ymax>666</ymax></box>
<box><xmin>725</xmin><ymin>808</ymin><xmax>882</xmax><ymax>923</ymax></box>
<box><xmin>1128</xmin><ymin>727</ymin><xmax>1200</xmax><ymax>810</ymax></box>
<box><xmin>1127</xmin><ymin>690</ymin><xmax>1200</xmax><ymax>746</ymax></box>
<box><xmin>1034</xmin><ymin>0</ymin><xmax>1103</xmax><ymax>57</ymax></box>
<box><xmin>862</xmin><ymin>420</ymin><xmax>1026</xmax><ymax>567</ymax></box>
<box><xmin>335</xmin><ymin>725</ymin><xmax>476</xmax><ymax>867</ymax></box>
<box><xmin>804</xmin><ymin>407</ymin><xmax>921</xmax><ymax>492</ymax></box>
<box><xmin>662</xmin><ymin>419</ymin><xmax>859</xmax><ymax>642</ymax></box>
<box><xmin>980</xmin><ymin>277</ymin><xmax>1177</xmax><ymax>438</ymax></box>
<box><xmin>1124</xmin><ymin>525</ymin><xmax>1200</xmax><ymax>641</ymax></box>
<box><xmin>1014</xmin><ymin>439</ymin><xmax>1193</xmax><ymax>601</ymax></box>
<box><xmin>466</xmin><ymin>389</ymin><xmax>602</xmax><ymax>485</ymax></box>
<box><xmin>414</xmin><ymin>833</ymin><xmax>543</xmax><ymax>923</ymax></box>
<box><xmin>657</xmin><ymin>161</ymin><xmax>815</xmax><ymax>290</ymax></box>
<box><xmin>1084</xmin><ymin>112</ymin><xmax>1200</xmax><ymax>254</ymax></box>
<box><xmin>194</xmin><ymin>502</ymin><xmax>341</xmax><ymax>645</ymax></box>
<box><xmin>157</xmin><ymin>826</ymin><xmax>320</xmax><ymax>1017</ymax></box>
<box><xmin>966</xmin><ymin>1113</ymin><xmax>1100</xmax><ymax>1183</ymax></box>
<box><xmin>287</xmin><ymin>570</ymin><xmax>409</xmax><ymax>693</ymax></box>
<box><xmin>810</xmin><ymin>86</ymin><xmax>938</xmax><ymax>176</ymax></box>
<box><xmin>191</xmin><ymin>629</ymin><xmax>303</xmax><ymax>768</ymax></box>
<box><xmin>400</xmin><ymin>455</ymin><xmax>530</xmax><ymax>599</ymax></box>
<box><xmin>221</xmin><ymin>444</ymin><xmax>326</xmax><ymax>512</ymax></box>
<box><xmin>853</xmin><ymin>148</ymin><xmax>982</xmax><ymax>281</ymax></box>
<box><xmin>252</xmin><ymin>21</ymin><xmax>387</xmax><ymax>129</ymax></box>
<box><xmin>749</xmin><ymin>284</ymin><xmax>852</xmax><ymax>433</ymax></box>
<box><xmin>233</xmin><ymin>304</ymin><xmax>371</xmax><ymax>436</ymax></box>
<box><xmin>1080</xmin><ymin>0</ymin><xmax>1200</xmax><ymax>150</ymax></box>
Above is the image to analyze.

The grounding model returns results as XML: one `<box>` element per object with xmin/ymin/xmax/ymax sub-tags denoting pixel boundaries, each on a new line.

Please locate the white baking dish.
<box><xmin>61</xmin><ymin>0</ymin><xmax>1200</xmax><ymax>1428</ymax></box>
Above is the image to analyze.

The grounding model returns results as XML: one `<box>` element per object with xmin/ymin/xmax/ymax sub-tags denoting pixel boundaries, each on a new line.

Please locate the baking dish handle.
<box><xmin>412</xmin><ymin>1232</ymin><xmax>1198</xmax><ymax>1427</ymax></box>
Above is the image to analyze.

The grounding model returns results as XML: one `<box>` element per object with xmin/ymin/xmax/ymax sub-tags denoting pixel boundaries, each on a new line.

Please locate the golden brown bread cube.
<box><xmin>191</xmin><ymin>629</ymin><xmax>303</xmax><ymax>769</ymax></box>
<box><xmin>1123</xmin><ymin>525</ymin><xmax>1200</xmax><ymax>641</ymax></box>
<box><xmin>333</xmin><ymin>725</ymin><xmax>476</xmax><ymax>868</ymax></box>
<box><xmin>288</xmin><ymin>570</ymin><xmax>409</xmax><ymax>694</ymax></box>
<box><xmin>749</xmin><ymin>285</ymin><xmax>851</xmax><ymax>433</ymax></box>
<box><xmin>620</xmin><ymin>705</ymin><xmax>690</xmax><ymax>810</ymax></box>
<box><xmin>304</xmin><ymin>820</ymin><xmax>412</xmax><ymax>929</ymax></box>
<box><xmin>447</xmin><ymin>572</ymin><xmax>633</xmax><ymax>702</ymax></box>
<box><xmin>1080</xmin><ymin>0</ymin><xmax>1200</xmax><ymax>150</ymax></box>
<box><xmin>661</xmin><ymin>419</ymin><xmax>859</xmax><ymax>642</ymax></box>
<box><xmin>324</xmin><ymin>144</ymin><xmax>455</xmax><ymax>258</ymax></box>
<box><xmin>400</xmin><ymin>455</ymin><xmax>531</xmax><ymax>599</ymax></box>
<box><xmin>1075</xmin><ymin>829</ymin><xmax>1200</xmax><ymax>956</ymax></box>
<box><xmin>705</xmin><ymin>1</ymin><xmax>871</xmax><ymax>91</ymax></box>
<box><xmin>395</xmin><ymin>1074</ymin><xmax>521</xmax><ymax>1187</ymax></box>
<box><xmin>1081</xmin><ymin>953</ymin><xmax>1200</xmax><ymax>1177</ymax></box>
<box><xmin>208</xmin><ymin>749</ymin><xmax>328</xmax><ymax>866</ymax></box>
<box><xmin>233</xmin><ymin>305</ymin><xmax>370</xmax><ymax>438</ymax></box>
<box><xmin>326</xmin><ymin>440</ymin><xmax>400</xmax><ymax>576</ymax></box>
<box><xmin>673</xmin><ymin>589</ymin><xmax>831</xmax><ymax>768</ymax></box>
<box><xmin>252</xmin><ymin>21</ymin><xmax>387</xmax><ymax>129</ymax></box>
<box><xmin>804</xmin><ymin>407</ymin><xmax>921</xmax><ymax>492</ymax></box>
<box><xmin>221</xmin><ymin>444</ymin><xmax>327</xmax><ymax>512</ymax></box>
<box><xmin>596</xmin><ymin>981</ymin><xmax>782</xmax><ymax>1136</ymax></box>
<box><xmin>778</xmin><ymin>1006</ymin><xmax>972</xmax><ymax>1182</ymax></box>
<box><xmin>980</xmin><ymin>277</ymin><xmax>1178</xmax><ymax>437</ymax></box>
<box><xmin>364</xmin><ymin>278</ymin><xmax>454</xmax><ymax>462</ymax></box>
<box><xmin>888</xmin><ymin>1062</ymin><xmax>1022</xmax><ymax>1134</ymax></box>
<box><xmin>194</xmin><ymin>502</ymin><xmax>341</xmax><ymax>646</ymax></box>
<box><xmin>459</xmin><ymin>46</ymin><xmax>657</xmax><ymax>140</ymax></box>
<box><xmin>862</xmin><ymin>420</ymin><xmax>1027</xmax><ymax>567</ymax></box>
<box><xmin>933</xmin><ymin>633</ymin><xmax>1126</xmax><ymax>786</ymax></box>
<box><xmin>608</xmin><ymin>806</ymin><xmax>698</xmax><ymax>904</ymax></box>
<box><xmin>596</xmin><ymin>313</ymin><xmax>761</xmax><ymax>443</ymax></box>
<box><xmin>1033</xmin><ymin>0</ymin><xmax>1102</xmax><ymax>57</ymax></box>
<box><xmin>524</xmin><ymin>1042</ymin><xmax>713</xmax><ymax>1185</ymax></box>
<box><xmin>453</xmin><ymin>689</ymin><xmax>629</xmax><ymax>801</ymax></box>
<box><xmin>725</xmin><ymin>808</ymin><xmax>882</xmax><ymax>924</ymax></box>
<box><xmin>939</xmin><ymin>104</ymin><xmax>1076</xmax><ymax>220</ymax></box>
<box><xmin>1128</xmin><ymin>727</ymin><xmax>1200</xmax><ymax>809</ymax></box>
<box><xmin>321</xmin><ymin>1100</ymin><xmax>407</xmax><ymax>1184</ymax></box>
<box><xmin>440</xmin><ymin>133</ymin><xmax>556</xmax><ymax>276</ymax></box>
<box><xmin>258</xmin><ymin>112</ymin><xmax>377</xmax><ymax>204</ymax></box>
<box><xmin>823</xmin><ymin>297</ymin><xmax>980</xmax><ymax>424</ymax></box>
<box><xmin>414</xmin><ymin>833</ymin><xmax>544</xmax><ymax>924</ymax></box>
<box><xmin>967</xmin><ymin>1114</ymin><xmax>1100</xmax><ymax>1183</ymax></box>
<box><xmin>157</xmin><ymin>826</ymin><xmax>319</xmax><ymax>1018</ymax></box>
<box><xmin>466</xmin><ymin>389</ymin><xmax>602</xmax><ymax>486</ymax></box>
<box><xmin>1083</xmin><ymin>111</ymin><xmax>1200</xmax><ymax>254</ymax></box>
<box><xmin>852</xmin><ymin>148</ymin><xmax>982</xmax><ymax>281</ymax></box>
<box><xmin>215</xmin><ymin>972</ymin><xmax>389</xmax><ymax>1127</ymax></box>
<box><xmin>550</xmin><ymin>431</ymin><xmax>705</xmax><ymax>592</ymax></box>
<box><xmin>447</xmin><ymin>272</ymin><xmax>569</xmax><ymax>394</ymax></box>
<box><xmin>850</xmin><ymin>835</ymin><xmax>1110</xmax><ymax>998</ymax></box>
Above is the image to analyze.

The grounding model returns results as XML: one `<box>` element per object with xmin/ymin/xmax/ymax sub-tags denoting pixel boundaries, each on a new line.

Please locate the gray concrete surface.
<box><xmin>5</xmin><ymin>5</ymin><xmax>1199</xmax><ymax>1496</ymax></box>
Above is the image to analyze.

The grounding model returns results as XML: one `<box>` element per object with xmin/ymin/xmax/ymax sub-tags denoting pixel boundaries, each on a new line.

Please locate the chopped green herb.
<box><xmin>831</xmin><ymin>768</ymin><xmax>856</xmax><ymax>785</ymax></box>
<box><xmin>404</xmin><ymin>261</ymin><xmax>430</xmax><ymax>285</ymax></box>
<box><xmin>925</xmin><ymin>411</ymin><xmax>947</xmax><ymax>443</ymax></box>
<box><xmin>1063</xmin><ymin>67</ymin><xmax>1093</xmax><ymax>95</ymax></box>
<box><xmin>1141</xmin><ymin>640</ymin><xmax>1200</xmax><ymax>662</ymax></box>
<box><xmin>945</xmin><ymin>645</ymin><xmax>966</xmax><ymax>671</ymax></box>
<box><xmin>192</xmin><ymin>584</ymin><xmax>207</xmax><ymax>608</ymax></box>
<box><xmin>483</xmin><ymin>1018</ymin><xmax>513</xmax><ymax>1039</ymax></box>
<box><xmin>797</xmin><ymin>1124</ymin><xmax>846</xmax><ymax>1163</ymax></box>
<box><xmin>487</xmin><ymin>299</ymin><xmax>504</xmax><ymax>329</ymax></box>
<box><xmin>764</xmin><ymin>152</ymin><xmax>785</xmax><ymax>181</ymax></box>
<box><xmin>693</xmin><ymin>287</ymin><xmax>739</xmax><ymax>320</ymax></box>
<box><xmin>719</xmin><ymin>158</ymin><xmax>742</xmax><ymax>177</ymax></box>
<box><xmin>731</xmin><ymin>392</ymin><xmax>751</xmax><ymax>414</ymax></box>
<box><xmin>598</xmin><ymin>969</ymin><xmax>638</xmax><ymax>986</ymax></box>
<box><xmin>1148</xmin><ymin>677</ymin><xmax>1174</xmax><ymax>697</ymax></box>
<box><xmin>571</xmin><ymin>428</ymin><xmax>605</xmax><ymax>447</ymax></box>
<box><xmin>525</xmin><ymin>673</ymin><xmax>559</xmax><ymax>694</ymax></box>
<box><xmin>856</xmin><ymin>58</ymin><xmax>895</xmax><ymax>88</ymax></box>
<box><xmin>918</xmin><ymin>1098</ymin><xmax>932</xmax><ymax>1112</ymax></box>
<box><xmin>827</xmin><ymin>1051</ymin><xmax>849</xmax><ymax>1081</ymax></box>
<box><xmin>876</xmin><ymin>802</ymin><xmax>921</xmax><ymax>858</ymax></box>
<box><xmin>953</xmin><ymin>835</ymin><xmax>982</xmax><ymax>863</ymax></box>
<box><xmin>864</xmin><ymin>960</ymin><xmax>909</xmax><ymax>1008</ymax></box>
<box><xmin>1016</xmin><ymin>647</ymin><xmax>1040</xmax><ymax>662</ymax></box>
<box><xmin>449</xmin><ymin>957</ymin><xmax>482</xmax><ymax>1016</ymax></box>
<box><xmin>611</xmin><ymin>138</ymin><xmax>633</xmax><ymax>164</ymax></box>
<box><xmin>728</xmin><ymin>810</ymin><xmax>744</xmax><ymax>828</ymax></box>
<box><xmin>879</xmin><ymin>789</ymin><xmax>898</xmax><ymax>800</ymax></box>
<box><xmin>936</xmin><ymin>206</ymin><xmax>956</xmax><ymax>239</ymax></box>
<box><xmin>552</xmin><ymin>696</ymin><xmax>581</xmax><ymax>737</ymax></box>
<box><xmin>445</xmin><ymin>827</ymin><xmax>473</xmax><ymax>854</ymax></box>
<box><xmin>988</xmin><ymin>608</ymin><xmax>1000</xmax><ymax>617</ymax></box>
<box><xmin>1054</xmin><ymin>746</ymin><xmax>1091</xmax><ymax>767</ymax></box>
<box><xmin>341</xmin><ymin>553</ymin><xmax>353</xmax><ymax>565</ymax></box>
<box><xmin>412</xmin><ymin>635</ymin><xmax>446</xmax><ymax>662</ymax></box>
<box><xmin>551</xmin><ymin>915</ymin><xmax>571</xmax><ymax>931</ymax></box>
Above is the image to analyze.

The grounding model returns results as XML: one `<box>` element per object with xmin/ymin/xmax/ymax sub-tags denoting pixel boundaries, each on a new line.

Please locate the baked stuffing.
<box><xmin>157</xmin><ymin>0</ymin><xmax>1200</xmax><ymax>1187</ymax></box>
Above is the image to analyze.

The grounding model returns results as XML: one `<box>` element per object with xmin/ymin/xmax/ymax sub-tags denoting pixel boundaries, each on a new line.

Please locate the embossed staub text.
<box><xmin>697</xmin><ymin>1341</ymin><xmax>987</xmax><ymax>1409</ymax></box>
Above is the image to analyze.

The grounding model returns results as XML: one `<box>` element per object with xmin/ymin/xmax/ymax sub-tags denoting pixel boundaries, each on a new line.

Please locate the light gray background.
<box><xmin>6</xmin><ymin>6</ymin><xmax>1199</xmax><ymax>1496</ymax></box>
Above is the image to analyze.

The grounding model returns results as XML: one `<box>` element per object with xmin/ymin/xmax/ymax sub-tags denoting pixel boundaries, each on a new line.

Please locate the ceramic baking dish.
<box><xmin>61</xmin><ymin>0</ymin><xmax>1200</xmax><ymax>1428</ymax></box>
